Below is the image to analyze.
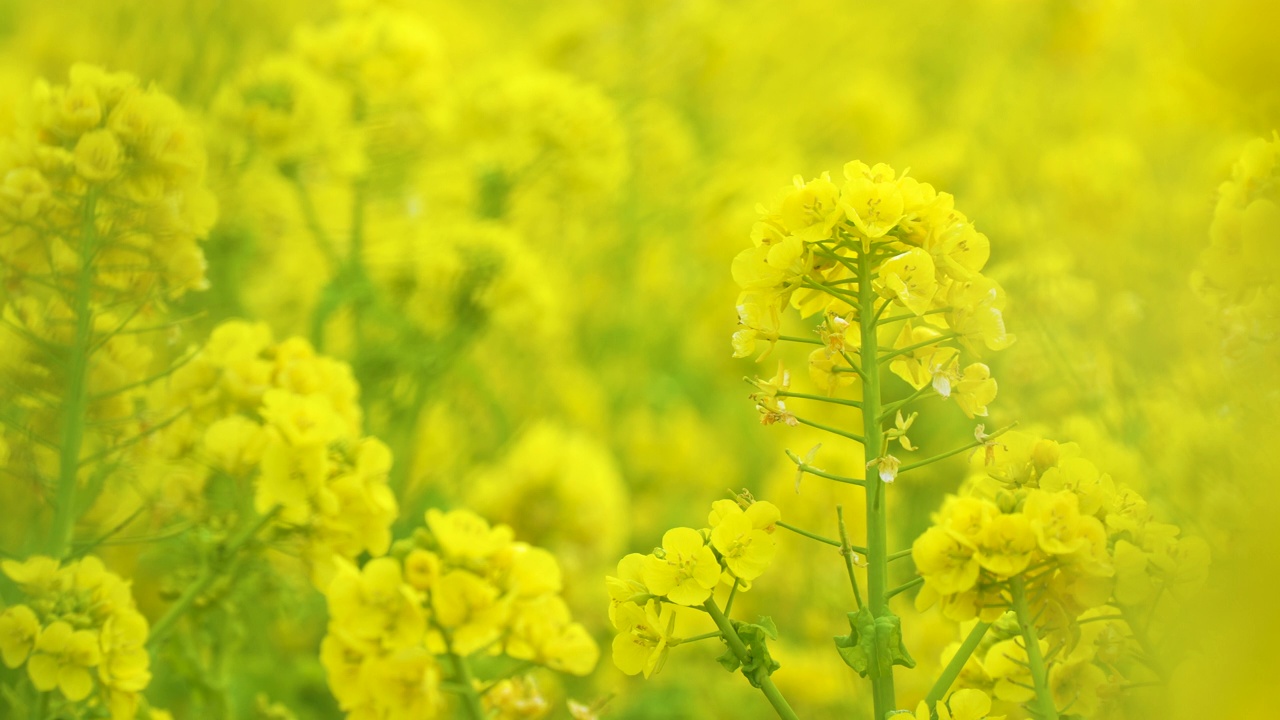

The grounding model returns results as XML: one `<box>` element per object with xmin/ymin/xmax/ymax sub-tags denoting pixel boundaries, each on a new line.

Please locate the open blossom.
<box><xmin>642</xmin><ymin>528</ymin><xmax>720</xmax><ymax>606</ymax></box>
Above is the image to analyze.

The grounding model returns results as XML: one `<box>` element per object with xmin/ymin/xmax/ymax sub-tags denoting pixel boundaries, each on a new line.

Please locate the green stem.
<box><xmin>885</xmin><ymin>576</ymin><xmax>924</xmax><ymax>599</ymax></box>
<box><xmin>924</xmin><ymin>621</ymin><xmax>991</xmax><ymax>708</ymax></box>
<box><xmin>702</xmin><ymin>600</ymin><xmax>800</xmax><ymax>720</ymax></box>
<box><xmin>793</xmin><ymin>416</ymin><xmax>865</xmax><ymax>444</ymax></box>
<box><xmin>836</xmin><ymin>505</ymin><xmax>864</xmax><ymax>609</ymax></box>
<box><xmin>49</xmin><ymin>190</ymin><xmax>98</xmax><ymax>559</ymax></box>
<box><xmin>879</xmin><ymin>385</ymin><xmax>935</xmax><ymax>422</ymax></box>
<box><xmin>858</xmin><ymin>244</ymin><xmax>897</xmax><ymax>719</ymax></box>
<box><xmin>676</xmin><ymin>631</ymin><xmax>723</xmax><ymax>645</ymax></box>
<box><xmin>877</xmin><ymin>332</ymin><xmax>960</xmax><ymax>364</ymax></box>
<box><xmin>896</xmin><ymin>423</ymin><xmax>1017</xmax><ymax>476</ymax></box>
<box><xmin>784</xmin><ymin>449</ymin><xmax>866</xmax><ymax>487</ymax></box>
<box><xmin>442</xmin><ymin>635</ymin><xmax>487</xmax><ymax>720</ymax></box>
<box><xmin>777</xmin><ymin>390</ymin><xmax>863</xmax><ymax>409</ymax></box>
<box><xmin>778</xmin><ymin>520</ymin><xmax>866</xmax><ymax>553</ymax></box>
<box><xmin>1011</xmin><ymin>576</ymin><xmax>1058</xmax><ymax>720</ymax></box>
<box><xmin>147</xmin><ymin>507</ymin><xmax>280</xmax><ymax>649</ymax></box>
<box><xmin>777</xmin><ymin>334</ymin><xmax>823</xmax><ymax>346</ymax></box>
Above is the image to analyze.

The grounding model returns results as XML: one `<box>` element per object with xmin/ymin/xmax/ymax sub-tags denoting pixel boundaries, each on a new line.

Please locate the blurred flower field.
<box><xmin>0</xmin><ymin>0</ymin><xmax>1278</xmax><ymax>718</ymax></box>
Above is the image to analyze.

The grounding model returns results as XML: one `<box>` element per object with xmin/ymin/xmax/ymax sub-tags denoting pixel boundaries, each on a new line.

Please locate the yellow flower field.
<box><xmin>0</xmin><ymin>0</ymin><xmax>1277</xmax><ymax>718</ymax></box>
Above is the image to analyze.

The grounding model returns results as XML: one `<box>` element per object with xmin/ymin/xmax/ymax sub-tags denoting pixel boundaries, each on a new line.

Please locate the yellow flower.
<box><xmin>732</xmin><ymin>291</ymin><xmax>782</xmax><ymax>359</ymax></box>
<box><xmin>985</xmin><ymin>638</ymin><xmax>1042</xmax><ymax>704</ymax></box>
<box><xmin>325</xmin><ymin>557</ymin><xmax>425</xmax><ymax>652</ymax></box>
<box><xmin>975</xmin><ymin>513</ymin><xmax>1037</xmax><ymax>577</ymax></box>
<box><xmin>426</xmin><ymin>508</ymin><xmax>515</xmax><ymax>564</ymax></box>
<box><xmin>506</xmin><ymin>595</ymin><xmax>599</xmax><ymax>676</ymax></box>
<box><xmin>641</xmin><ymin>528</ymin><xmax>720</xmax><ymax>606</ymax></box>
<box><xmin>945</xmin><ymin>277</ymin><xmax>1014</xmax><ymax>354</ymax></box>
<box><xmin>27</xmin><ymin>620</ymin><xmax>102</xmax><ymax>701</ymax></box>
<box><xmin>403</xmin><ymin>549</ymin><xmax>442</xmax><ymax>592</ymax></box>
<box><xmin>97</xmin><ymin>610</ymin><xmax>151</xmax><ymax>693</ymax></box>
<box><xmin>2</xmin><ymin>556</ymin><xmax>63</xmax><ymax>593</ymax></box>
<box><xmin>912</xmin><ymin>527</ymin><xmax>979</xmax><ymax>596</ymax></box>
<box><xmin>432</xmin><ymin>569</ymin><xmax>510</xmax><ymax>654</ymax></box>
<box><xmin>778</xmin><ymin>173</ymin><xmax>844</xmax><ymax>242</ymax></box>
<box><xmin>1050</xmin><ymin>658</ymin><xmax>1107</xmax><ymax>717</ymax></box>
<box><xmin>841</xmin><ymin>161</ymin><xmax>905</xmax><ymax>238</ymax></box>
<box><xmin>1022</xmin><ymin>490</ymin><xmax>1091</xmax><ymax>556</ymax></box>
<box><xmin>878</xmin><ymin>248</ymin><xmax>938</xmax><ymax>316</ymax></box>
<box><xmin>74</xmin><ymin>129</ymin><xmax>123</xmax><ymax>182</ymax></box>
<box><xmin>362</xmin><ymin>648</ymin><xmax>443</xmax><ymax>719</ymax></box>
<box><xmin>953</xmin><ymin>363</ymin><xmax>997</xmax><ymax>418</ymax></box>
<box><xmin>710</xmin><ymin>504</ymin><xmax>777</xmax><ymax>581</ymax></box>
<box><xmin>808</xmin><ymin>347</ymin><xmax>856</xmax><ymax>396</ymax></box>
<box><xmin>611</xmin><ymin>600</ymin><xmax>675</xmax><ymax>678</ymax></box>
<box><xmin>0</xmin><ymin>604</ymin><xmax>39</xmax><ymax>668</ymax></box>
<box><xmin>606</xmin><ymin>553</ymin><xmax>649</xmax><ymax>625</ymax></box>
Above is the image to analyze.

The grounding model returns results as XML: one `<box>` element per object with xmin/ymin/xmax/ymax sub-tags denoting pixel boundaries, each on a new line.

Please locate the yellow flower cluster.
<box><xmin>214</xmin><ymin>0</ymin><xmax>444</xmax><ymax>178</ymax></box>
<box><xmin>320</xmin><ymin>508</ymin><xmax>598</xmax><ymax>718</ymax></box>
<box><xmin>911</xmin><ymin>432</ymin><xmax>1208</xmax><ymax>717</ymax></box>
<box><xmin>735</xmin><ymin>161</ymin><xmax>1011</xmax><ymax>421</ymax></box>
<box><xmin>606</xmin><ymin>498</ymin><xmax>780</xmax><ymax>677</ymax></box>
<box><xmin>146</xmin><ymin>320</ymin><xmax>396</xmax><ymax>586</ymax></box>
<box><xmin>0</xmin><ymin>63</ymin><xmax>216</xmax><ymax>302</ymax></box>
<box><xmin>914</xmin><ymin>431</ymin><xmax>1208</xmax><ymax>621</ymax></box>
<box><xmin>1194</xmin><ymin>134</ymin><xmax>1280</xmax><ymax>352</ymax></box>
<box><xmin>0</xmin><ymin>556</ymin><xmax>149</xmax><ymax>718</ymax></box>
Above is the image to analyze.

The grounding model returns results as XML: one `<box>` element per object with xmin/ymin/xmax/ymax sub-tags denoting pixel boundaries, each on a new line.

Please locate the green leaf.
<box><xmin>716</xmin><ymin>645</ymin><xmax>742</xmax><ymax>673</ymax></box>
<box><xmin>833</xmin><ymin>607</ymin><xmax>916</xmax><ymax>678</ymax></box>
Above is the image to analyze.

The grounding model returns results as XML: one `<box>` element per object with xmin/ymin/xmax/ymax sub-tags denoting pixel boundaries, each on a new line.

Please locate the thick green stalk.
<box><xmin>1011</xmin><ymin>576</ymin><xmax>1058</xmax><ymax>720</ymax></box>
<box><xmin>703</xmin><ymin>600</ymin><xmax>800</xmax><ymax>720</ymax></box>
<box><xmin>49</xmin><ymin>190</ymin><xmax>98</xmax><ymax>559</ymax></box>
<box><xmin>858</xmin><ymin>245</ymin><xmax>897</xmax><ymax>719</ymax></box>
<box><xmin>924</xmin><ymin>621</ymin><xmax>991</xmax><ymax>708</ymax></box>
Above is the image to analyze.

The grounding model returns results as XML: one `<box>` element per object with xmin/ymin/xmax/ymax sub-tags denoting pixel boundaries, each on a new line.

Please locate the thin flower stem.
<box><xmin>777</xmin><ymin>334</ymin><xmax>823</xmax><ymax>346</ymax></box>
<box><xmin>702</xmin><ymin>599</ymin><xmax>801</xmax><ymax>720</ymax></box>
<box><xmin>777</xmin><ymin>390</ymin><xmax>863</xmax><ymax>409</ymax></box>
<box><xmin>784</xmin><ymin>449</ymin><xmax>866</xmax><ymax>487</ymax></box>
<box><xmin>871</xmin><ymin>296</ymin><xmax>893</xmax><ymax>325</ymax></box>
<box><xmin>794</xmin><ymin>415</ymin><xmax>865</xmax><ymax>444</ymax></box>
<box><xmin>440</xmin><ymin>628</ymin><xmax>487</xmax><ymax>720</ymax></box>
<box><xmin>836</xmin><ymin>506</ymin><xmax>864</xmax><ymax>609</ymax></box>
<box><xmin>802</xmin><ymin>278</ymin><xmax>861</xmax><ymax>306</ymax></box>
<box><xmin>888</xmin><ymin>548</ymin><xmax>914</xmax><ymax>563</ymax></box>
<box><xmin>880</xmin><ymin>384</ymin><xmax>936</xmax><ymax>422</ymax></box>
<box><xmin>885</xmin><ymin>576</ymin><xmax>924</xmax><ymax>599</ymax></box>
<box><xmin>146</xmin><ymin>506</ymin><xmax>281</xmax><ymax>649</ymax></box>
<box><xmin>778</xmin><ymin>521</ymin><xmax>847</xmax><ymax>550</ymax></box>
<box><xmin>289</xmin><ymin>176</ymin><xmax>341</xmax><ymax>268</ymax></box>
<box><xmin>877</xmin><ymin>333</ymin><xmax>960</xmax><ymax>364</ymax></box>
<box><xmin>879</xmin><ymin>308</ymin><xmax>949</xmax><ymax>325</ymax></box>
<box><xmin>725</xmin><ymin>577</ymin><xmax>741</xmax><ymax>616</ymax></box>
<box><xmin>925</xmin><ymin>621</ymin><xmax>991</xmax><ymax>707</ymax></box>
<box><xmin>676</xmin><ymin>631</ymin><xmax>723</xmax><ymax>645</ymax></box>
<box><xmin>1011</xmin><ymin>575</ymin><xmax>1059</xmax><ymax>720</ymax></box>
<box><xmin>897</xmin><ymin>422</ymin><xmax>1018</xmax><ymax>476</ymax></box>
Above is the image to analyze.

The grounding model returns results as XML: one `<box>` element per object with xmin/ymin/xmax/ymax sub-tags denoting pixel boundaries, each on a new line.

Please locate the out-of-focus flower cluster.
<box><xmin>321</xmin><ymin>508</ymin><xmax>597</xmax><ymax>719</ymax></box>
